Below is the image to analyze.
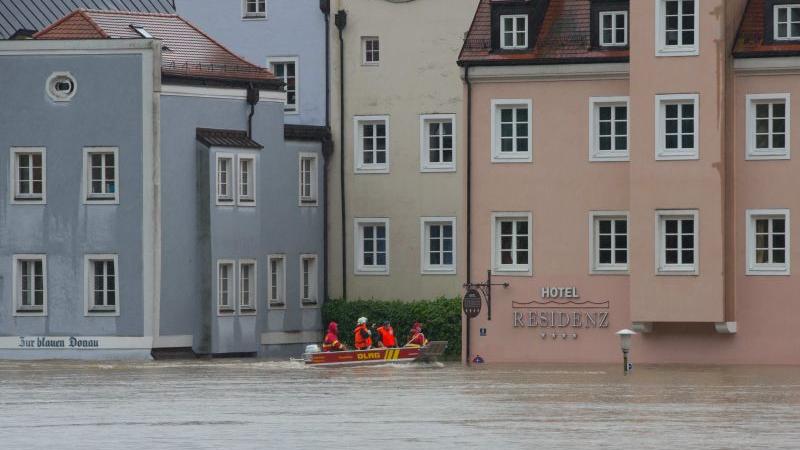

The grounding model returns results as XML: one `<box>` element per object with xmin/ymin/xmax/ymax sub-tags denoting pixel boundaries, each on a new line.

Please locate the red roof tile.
<box><xmin>35</xmin><ymin>9</ymin><xmax>279</xmax><ymax>87</ymax></box>
<box><xmin>733</xmin><ymin>0</ymin><xmax>800</xmax><ymax>57</ymax></box>
<box><xmin>459</xmin><ymin>0</ymin><xmax>629</xmax><ymax>66</ymax></box>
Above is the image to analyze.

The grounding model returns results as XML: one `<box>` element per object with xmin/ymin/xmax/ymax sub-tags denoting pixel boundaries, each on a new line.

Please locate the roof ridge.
<box><xmin>34</xmin><ymin>9</ymin><xmax>107</xmax><ymax>39</ymax></box>
<box><xmin>176</xmin><ymin>15</ymin><xmax>272</xmax><ymax>74</ymax></box>
<box><xmin>80</xmin><ymin>8</ymin><xmax>180</xmax><ymax>18</ymax></box>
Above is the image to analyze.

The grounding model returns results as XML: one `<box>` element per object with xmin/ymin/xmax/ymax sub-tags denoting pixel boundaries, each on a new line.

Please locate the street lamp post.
<box><xmin>615</xmin><ymin>329</ymin><xmax>637</xmax><ymax>375</ymax></box>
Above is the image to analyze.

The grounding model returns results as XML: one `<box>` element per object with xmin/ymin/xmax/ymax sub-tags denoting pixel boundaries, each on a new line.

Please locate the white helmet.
<box><xmin>357</xmin><ymin>317</ymin><xmax>368</xmax><ymax>325</ymax></box>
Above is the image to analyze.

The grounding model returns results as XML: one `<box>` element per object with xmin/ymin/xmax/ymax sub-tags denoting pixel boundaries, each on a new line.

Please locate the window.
<box><xmin>10</xmin><ymin>147</ymin><xmax>45</xmax><ymax>203</ymax></box>
<box><xmin>354</xmin><ymin>116</ymin><xmax>389</xmax><ymax>173</ymax></box>
<box><xmin>590</xmin><ymin>213</ymin><xmax>629</xmax><ymax>273</ymax></box>
<box><xmin>13</xmin><ymin>255</ymin><xmax>46</xmax><ymax>316</ymax></box>
<box><xmin>217</xmin><ymin>260</ymin><xmax>235</xmax><ymax>313</ymax></box>
<box><xmin>238</xmin><ymin>155</ymin><xmax>256</xmax><ymax>206</ymax></box>
<box><xmin>130</xmin><ymin>25</ymin><xmax>153</xmax><ymax>39</ymax></box>
<box><xmin>656</xmin><ymin>211</ymin><xmax>698</xmax><ymax>274</ymax></box>
<box><xmin>85</xmin><ymin>255</ymin><xmax>119</xmax><ymax>315</ymax></box>
<box><xmin>655</xmin><ymin>94</ymin><xmax>698</xmax><ymax>160</ymax></box>
<box><xmin>362</xmin><ymin>37</ymin><xmax>379</xmax><ymax>65</ymax></box>
<box><xmin>420</xmin><ymin>114</ymin><xmax>456</xmax><ymax>172</ymax></box>
<box><xmin>268</xmin><ymin>58</ymin><xmax>298</xmax><ymax>113</ymax></box>
<box><xmin>243</xmin><ymin>0</ymin><xmax>266</xmax><ymax>18</ymax></box>
<box><xmin>589</xmin><ymin>97</ymin><xmax>629</xmax><ymax>161</ymax></box>
<box><xmin>656</xmin><ymin>0</ymin><xmax>699</xmax><ymax>56</ymax></box>
<box><xmin>239</xmin><ymin>260</ymin><xmax>256</xmax><ymax>313</ymax></box>
<box><xmin>747</xmin><ymin>210</ymin><xmax>790</xmax><ymax>275</ymax></box>
<box><xmin>599</xmin><ymin>11</ymin><xmax>628</xmax><ymax>46</ymax></box>
<box><xmin>216</xmin><ymin>153</ymin><xmax>234</xmax><ymax>205</ymax></box>
<box><xmin>46</xmin><ymin>71</ymin><xmax>76</xmax><ymax>102</ymax></box>
<box><xmin>299</xmin><ymin>153</ymin><xmax>318</xmax><ymax>205</ymax></box>
<box><xmin>746</xmin><ymin>94</ymin><xmax>790</xmax><ymax>160</ymax></box>
<box><xmin>421</xmin><ymin>218</ymin><xmax>456</xmax><ymax>274</ymax></box>
<box><xmin>491</xmin><ymin>100</ymin><xmax>532</xmax><ymax>162</ymax></box>
<box><xmin>775</xmin><ymin>5</ymin><xmax>800</xmax><ymax>40</ymax></box>
<box><xmin>267</xmin><ymin>255</ymin><xmax>286</xmax><ymax>307</ymax></box>
<box><xmin>355</xmin><ymin>219</ymin><xmax>389</xmax><ymax>274</ymax></box>
<box><xmin>500</xmin><ymin>14</ymin><xmax>528</xmax><ymax>49</ymax></box>
<box><xmin>300</xmin><ymin>255</ymin><xmax>318</xmax><ymax>306</ymax></box>
<box><xmin>492</xmin><ymin>213</ymin><xmax>532</xmax><ymax>275</ymax></box>
<box><xmin>84</xmin><ymin>147</ymin><xmax>118</xmax><ymax>203</ymax></box>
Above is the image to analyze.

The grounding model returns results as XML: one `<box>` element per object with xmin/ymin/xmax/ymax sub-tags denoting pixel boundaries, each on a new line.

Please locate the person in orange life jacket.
<box><xmin>322</xmin><ymin>321</ymin><xmax>345</xmax><ymax>352</ymax></box>
<box><xmin>375</xmin><ymin>320</ymin><xmax>397</xmax><ymax>348</ymax></box>
<box><xmin>406</xmin><ymin>324</ymin><xmax>428</xmax><ymax>348</ymax></box>
<box><xmin>354</xmin><ymin>317</ymin><xmax>373</xmax><ymax>350</ymax></box>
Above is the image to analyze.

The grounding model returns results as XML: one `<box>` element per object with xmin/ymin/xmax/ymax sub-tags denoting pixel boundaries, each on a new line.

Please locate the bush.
<box><xmin>322</xmin><ymin>297</ymin><xmax>461</xmax><ymax>360</ymax></box>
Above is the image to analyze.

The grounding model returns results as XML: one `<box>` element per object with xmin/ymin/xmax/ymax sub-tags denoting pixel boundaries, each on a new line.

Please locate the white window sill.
<box><xmin>14</xmin><ymin>309</ymin><xmax>46</xmax><ymax>317</ymax></box>
<box><xmin>492</xmin><ymin>268</ymin><xmax>532</xmax><ymax>277</ymax></box>
<box><xmin>239</xmin><ymin>308</ymin><xmax>257</xmax><ymax>315</ymax></box>
<box><xmin>656</xmin><ymin>150</ymin><xmax>699</xmax><ymax>161</ymax></box>
<box><xmin>590</xmin><ymin>152</ymin><xmax>630</xmax><ymax>162</ymax></box>
<box><xmin>237</xmin><ymin>200</ymin><xmax>257</xmax><ymax>207</ymax></box>
<box><xmin>361</xmin><ymin>62</ymin><xmax>379</xmax><ymax>67</ymax></box>
<box><xmin>500</xmin><ymin>46</ymin><xmax>529</xmax><ymax>51</ymax></box>
<box><xmin>656</xmin><ymin>267</ymin><xmax>698</xmax><ymax>276</ymax></box>
<box><xmin>85</xmin><ymin>197</ymin><xmax>119</xmax><ymax>205</ymax></box>
<box><xmin>422</xmin><ymin>267</ymin><xmax>457</xmax><ymax>276</ymax></box>
<box><xmin>355</xmin><ymin>268</ymin><xmax>389</xmax><ymax>276</ymax></box>
<box><xmin>217</xmin><ymin>308</ymin><xmax>236</xmax><ymax>316</ymax></box>
<box><xmin>746</xmin><ymin>266</ymin><xmax>790</xmax><ymax>276</ymax></box>
<box><xmin>86</xmin><ymin>309</ymin><xmax>120</xmax><ymax>316</ymax></box>
<box><xmin>299</xmin><ymin>198</ymin><xmax>319</xmax><ymax>207</ymax></box>
<box><xmin>11</xmin><ymin>198</ymin><xmax>46</xmax><ymax>205</ymax></box>
<box><xmin>421</xmin><ymin>164</ymin><xmax>456</xmax><ymax>173</ymax></box>
<box><xmin>491</xmin><ymin>154</ymin><xmax>532</xmax><ymax>163</ymax></box>
<box><xmin>242</xmin><ymin>15</ymin><xmax>267</xmax><ymax>20</ymax></box>
<box><xmin>746</xmin><ymin>150</ymin><xmax>790</xmax><ymax>161</ymax></box>
<box><xmin>355</xmin><ymin>165</ymin><xmax>389</xmax><ymax>174</ymax></box>
<box><xmin>301</xmin><ymin>300</ymin><xmax>320</xmax><ymax>309</ymax></box>
<box><xmin>268</xmin><ymin>302</ymin><xmax>286</xmax><ymax>310</ymax></box>
<box><xmin>656</xmin><ymin>46</ymin><xmax>699</xmax><ymax>57</ymax></box>
<box><xmin>590</xmin><ymin>267</ymin><xmax>629</xmax><ymax>275</ymax></box>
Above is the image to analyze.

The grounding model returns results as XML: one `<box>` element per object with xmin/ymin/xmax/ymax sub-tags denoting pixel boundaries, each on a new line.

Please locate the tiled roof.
<box><xmin>459</xmin><ymin>0</ymin><xmax>629</xmax><ymax>66</ymax></box>
<box><xmin>35</xmin><ymin>9</ymin><xmax>280</xmax><ymax>87</ymax></box>
<box><xmin>0</xmin><ymin>0</ymin><xmax>173</xmax><ymax>39</ymax></box>
<box><xmin>196</xmin><ymin>128</ymin><xmax>263</xmax><ymax>149</ymax></box>
<box><xmin>733</xmin><ymin>0</ymin><xmax>800</xmax><ymax>57</ymax></box>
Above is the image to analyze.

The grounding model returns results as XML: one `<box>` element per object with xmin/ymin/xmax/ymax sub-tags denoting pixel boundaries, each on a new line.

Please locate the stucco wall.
<box><xmin>0</xmin><ymin>53</ymin><xmax>145</xmax><ymax>338</ymax></box>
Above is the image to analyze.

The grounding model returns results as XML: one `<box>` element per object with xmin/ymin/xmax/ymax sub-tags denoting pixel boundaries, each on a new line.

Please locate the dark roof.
<box><xmin>733</xmin><ymin>0</ymin><xmax>800</xmax><ymax>58</ymax></box>
<box><xmin>196</xmin><ymin>128</ymin><xmax>263</xmax><ymax>149</ymax></box>
<box><xmin>0</xmin><ymin>0</ymin><xmax>173</xmax><ymax>40</ymax></box>
<box><xmin>459</xmin><ymin>0</ymin><xmax>629</xmax><ymax>66</ymax></box>
<box><xmin>284</xmin><ymin>125</ymin><xmax>332</xmax><ymax>142</ymax></box>
<box><xmin>34</xmin><ymin>10</ymin><xmax>281</xmax><ymax>88</ymax></box>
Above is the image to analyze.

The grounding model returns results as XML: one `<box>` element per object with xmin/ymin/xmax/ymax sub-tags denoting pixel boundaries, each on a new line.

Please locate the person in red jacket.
<box><xmin>376</xmin><ymin>320</ymin><xmax>397</xmax><ymax>348</ymax></box>
<box><xmin>322</xmin><ymin>321</ymin><xmax>345</xmax><ymax>352</ymax></box>
<box><xmin>406</xmin><ymin>324</ymin><xmax>428</xmax><ymax>348</ymax></box>
<box><xmin>354</xmin><ymin>317</ymin><xmax>372</xmax><ymax>350</ymax></box>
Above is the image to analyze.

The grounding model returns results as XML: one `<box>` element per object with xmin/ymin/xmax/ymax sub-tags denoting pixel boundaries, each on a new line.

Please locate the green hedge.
<box><xmin>322</xmin><ymin>297</ymin><xmax>461</xmax><ymax>360</ymax></box>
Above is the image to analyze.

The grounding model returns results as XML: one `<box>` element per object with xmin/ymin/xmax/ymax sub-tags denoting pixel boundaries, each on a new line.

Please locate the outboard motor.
<box><xmin>302</xmin><ymin>344</ymin><xmax>321</xmax><ymax>363</ymax></box>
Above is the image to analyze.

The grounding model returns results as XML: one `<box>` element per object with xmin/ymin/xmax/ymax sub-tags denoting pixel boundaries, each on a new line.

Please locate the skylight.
<box><xmin>130</xmin><ymin>25</ymin><xmax>153</xmax><ymax>39</ymax></box>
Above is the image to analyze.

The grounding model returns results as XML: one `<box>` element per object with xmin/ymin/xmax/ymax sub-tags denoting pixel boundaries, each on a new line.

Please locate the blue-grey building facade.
<box><xmin>0</xmin><ymin>26</ymin><xmax>326</xmax><ymax>357</ymax></box>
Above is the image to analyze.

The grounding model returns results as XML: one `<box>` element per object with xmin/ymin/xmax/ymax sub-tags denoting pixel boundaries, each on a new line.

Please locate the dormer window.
<box><xmin>775</xmin><ymin>4</ymin><xmax>800</xmax><ymax>40</ymax></box>
<box><xmin>599</xmin><ymin>11</ymin><xmax>628</xmax><ymax>46</ymax></box>
<box><xmin>500</xmin><ymin>15</ymin><xmax>528</xmax><ymax>50</ymax></box>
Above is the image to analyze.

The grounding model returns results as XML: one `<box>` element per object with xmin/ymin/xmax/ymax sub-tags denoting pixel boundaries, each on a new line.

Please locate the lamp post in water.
<box><xmin>615</xmin><ymin>329</ymin><xmax>637</xmax><ymax>375</ymax></box>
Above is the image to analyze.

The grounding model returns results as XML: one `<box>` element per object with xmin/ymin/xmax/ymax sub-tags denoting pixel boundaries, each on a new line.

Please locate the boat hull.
<box><xmin>303</xmin><ymin>341</ymin><xmax>447</xmax><ymax>367</ymax></box>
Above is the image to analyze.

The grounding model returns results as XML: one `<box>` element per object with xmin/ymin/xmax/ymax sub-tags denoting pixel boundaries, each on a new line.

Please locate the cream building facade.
<box><xmin>328</xmin><ymin>0</ymin><xmax>479</xmax><ymax>300</ymax></box>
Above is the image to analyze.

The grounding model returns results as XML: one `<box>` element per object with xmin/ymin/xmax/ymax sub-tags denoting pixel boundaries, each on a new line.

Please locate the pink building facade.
<box><xmin>460</xmin><ymin>0</ymin><xmax>800</xmax><ymax>364</ymax></box>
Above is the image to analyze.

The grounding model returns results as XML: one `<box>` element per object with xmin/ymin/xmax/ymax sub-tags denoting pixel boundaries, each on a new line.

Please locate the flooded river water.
<box><xmin>1</xmin><ymin>360</ymin><xmax>799</xmax><ymax>449</ymax></box>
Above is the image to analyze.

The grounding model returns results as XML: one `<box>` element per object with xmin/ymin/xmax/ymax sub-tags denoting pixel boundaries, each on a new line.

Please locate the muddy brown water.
<box><xmin>1</xmin><ymin>360</ymin><xmax>799</xmax><ymax>449</ymax></box>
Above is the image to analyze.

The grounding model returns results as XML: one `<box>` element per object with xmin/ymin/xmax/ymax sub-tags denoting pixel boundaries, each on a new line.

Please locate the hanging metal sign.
<box><xmin>463</xmin><ymin>289</ymin><xmax>483</xmax><ymax>319</ymax></box>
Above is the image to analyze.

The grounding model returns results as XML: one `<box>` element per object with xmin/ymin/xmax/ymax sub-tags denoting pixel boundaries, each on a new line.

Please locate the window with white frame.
<box><xmin>492</xmin><ymin>100</ymin><xmax>532</xmax><ymax>162</ymax></box>
<box><xmin>656</xmin><ymin>94</ymin><xmax>698</xmax><ymax>160</ymax></box>
<box><xmin>238</xmin><ymin>155</ymin><xmax>256</xmax><ymax>205</ymax></box>
<box><xmin>656</xmin><ymin>211</ymin><xmax>698</xmax><ymax>274</ymax></box>
<box><xmin>267</xmin><ymin>255</ymin><xmax>286</xmax><ymax>307</ymax></box>
<box><xmin>599</xmin><ymin>11</ymin><xmax>628</xmax><ymax>46</ymax></box>
<box><xmin>216</xmin><ymin>154</ymin><xmax>234</xmax><ymax>204</ymax></box>
<box><xmin>86</xmin><ymin>255</ymin><xmax>118</xmax><ymax>314</ymax></box>
<box><xmin>362</xmin><ymin>37</ymin><xmax>379</xmax><ymax>65</ymax></box>
<box><xmin>500</xmin><ymin>14</ymin><xmax>528</xmax><ymax>49</ymax></box>
<box><xmin>775</xmin><ymin>5</ymin><xmax>800</xmax><ymax>40</ymax></box>
<box><xmin>299</xmin><ymin>153</ymin><xmax>318</xmax><ymax>205</ymax></box>
<box><xmin>656</xmin><ymin>0</ymin><xmax>698</xmax><ymax>55</ymax></box>
<box><xmin>243</xmin><ymin>0</ymin><xmax>266</xmax><ymax>18</ymax></box>
<box><xmin>421</xmin><ymin>218</ymin><xmax>456</xmax><ymax>274</ymax></box>
<box><xmin>269</xmin><ymin>59</ymin><xmax>297</xmax><ymax>112</ymax></box>
<box><xmin>590</xmin><ymin>213</ymin><xmax>628</xmax><ymax>272</ymax></box>
<box><xmin>747</xmin><ymin>94</ymin><xmax>790</xmax><ymax>160</ymax></box>
<box><xmin>11</xmin><ymin>147</ymin><xmax>45</xmax><ymax>203</ymax></box>
<box><xmin>13</xmin><ymin>255</ymin><xmax>46</xmax><ymax>315</ymax></box>
<box><xmin>420</xmin><ymin>114</ymin><xmax>456</xmax><ymax>171</ymax></box>
<box><xmin>354</xmin><ymin>116</ymin><xmax>389</xmax><ymax>173</ymax></box>
<box><xmin>218</xmin><ymin>260</ymin><xmax>234</xmax><ymax>313</ymax></box>
<box><xmin>493</xmin><ymin>213</ymin><xmax>531</xmax><ymax>274</ymax></box>
<box><xmin>84</xmin><ymin>148</ymin><xmax>118</xmax><ymax>203</ymax></box>
<box><xmin>590</xmin><ymin>97</ymin><xmax>629</xmax><ymax>161</ymax></box>
<box><xmin>355</xmin><ymin>219</ymin><xmax>389</xmax><ymax>274</ymax></box>
<box><xmin>300</xmin><ymin>255</ymin><xmax>318</xmax><ymax>305</ymax></box>
<box><xmin>747</xmin><ymin>210</ymin><xmax>790</xmax><ymax>275</ymax></box>
<box><xmin>239</xmin><ymin>260</ymin><xmax>256</xmax><ymax>312</ymax></box>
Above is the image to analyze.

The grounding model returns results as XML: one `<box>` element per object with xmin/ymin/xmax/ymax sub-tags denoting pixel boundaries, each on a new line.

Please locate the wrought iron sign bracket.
<box><xmin>463</xmin><ymin>270</ymin><xmax>509</xmax><ymax>321</ymax></box>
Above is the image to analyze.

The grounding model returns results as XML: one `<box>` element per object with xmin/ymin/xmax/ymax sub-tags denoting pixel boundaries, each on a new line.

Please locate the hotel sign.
<box><xmin>512</xmin><ymin>287</ymin><xmax>610</xmax><ymax>340</ymax></box>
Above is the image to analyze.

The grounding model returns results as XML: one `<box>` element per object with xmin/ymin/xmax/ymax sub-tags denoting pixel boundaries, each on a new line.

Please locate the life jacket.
<box><xmin>322</xmin><ymin>332</ymin><xmax>343</xmax><ymax>352</ymax></box>
<box><xmin>407</xmin><ymin>331</ymin><xmax>428</xmax><ymax>348</ymax></box>
<box><xmin>376</xmin><ymin>325</ymin><xmax>397</xmax><ymax>347</ymax></box>
<box><xmin>354</xmin><ymin>324</ymin><xmax>372</xmax><ymax>350</ymax></box>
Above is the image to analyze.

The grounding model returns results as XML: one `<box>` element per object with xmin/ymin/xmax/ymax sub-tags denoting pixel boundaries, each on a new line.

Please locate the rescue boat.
<box><xmin>302</xmin><ymin>341</ymin><xmax>448</xmax><ymax>367</ymax></box>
